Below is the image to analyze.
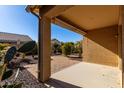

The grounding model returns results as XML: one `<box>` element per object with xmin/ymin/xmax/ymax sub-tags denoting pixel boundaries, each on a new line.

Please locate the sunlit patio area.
<box><xmin>51</xmin><ymin>62</ymin><xmax>122</xmax><ymax>88</ymax></box>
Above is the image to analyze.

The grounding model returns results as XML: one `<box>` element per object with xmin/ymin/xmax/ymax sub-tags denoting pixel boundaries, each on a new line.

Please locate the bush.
<box><xmin>0</xmin><ymin>44</ymin><xmax>11</xmax><ymax>60</ymax></box>
<box><xmin>51</xmin><ymin>39</ymin><xmax>62</xmax><ymax>55</ymax></box>
<box><xmin>0</xmin><ymin>44</ymin><xmax>9</xmax><ymax>51</ymax></box>
<box><xmin>62</xmin><ymin>42</ymin><xmax>74</xmax><ymax>56</ymax></box>
<box><xmin>75</xmin><ymin>41</ymin><xmax>82</xmax><ymax>57</ymax></box>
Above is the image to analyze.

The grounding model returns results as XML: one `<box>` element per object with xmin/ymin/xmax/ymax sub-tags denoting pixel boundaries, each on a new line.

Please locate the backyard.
<box><xmin>0</xmin><ymin>5</ymin><xmax>123</xmax><ymax>88</ymax></box>
<box><xmin>12</xmin><ymin>55</ymin><xmax>82</xmax><ymax>88</ymax></box>
<box><xmin>0</xmin><ymin>39</ymin><xmax>122</xmax><ymax>88</ymax></box>
<box><xmin>0</xmin><ymin>35</ymin><xmax>83</xmax><ymax>88</ymax></box>
<box><xmin>13</xmin><ymin>55</ymin><xmax>121</xmax><ymax>88</ymax></box>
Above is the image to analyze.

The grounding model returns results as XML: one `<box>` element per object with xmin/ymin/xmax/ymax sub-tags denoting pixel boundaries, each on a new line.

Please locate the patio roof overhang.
<box><xmin>26</xmin><ymin>5</ymin><xmax>120</xmax><ymax>35</ymax></box>
<box><xmin>25</xmin><ymin>5</ymin><xmax>124</xmax><ymax>84</ymax></box>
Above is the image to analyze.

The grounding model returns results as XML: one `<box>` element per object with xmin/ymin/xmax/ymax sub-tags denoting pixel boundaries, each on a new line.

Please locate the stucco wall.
<box><xmin>83</xmin><ymin>25</ymin><xmax>118</xmax><ymax>67</ymax></box>
<box><xmin>118</xmin><ymin>25</ymin><xmax>122</xmax><ymax>70</ymax></box>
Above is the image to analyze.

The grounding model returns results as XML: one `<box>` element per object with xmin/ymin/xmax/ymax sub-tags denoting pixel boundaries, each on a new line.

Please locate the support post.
<box><xmin>120</xmin><ymin>5</ymin><xmax>124</xmax><ymax>88</ymax></box>
<box><xmin>38</xmin><ymin>17</ymin><xmax>51</xmax><ymax>82</ymax></box>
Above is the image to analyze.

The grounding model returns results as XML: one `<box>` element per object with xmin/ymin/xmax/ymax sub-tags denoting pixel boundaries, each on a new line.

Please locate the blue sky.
<box><xmin>0</xmin><ymin>5</ymin><xmax>83</xmax><ymax>42</ymax></box>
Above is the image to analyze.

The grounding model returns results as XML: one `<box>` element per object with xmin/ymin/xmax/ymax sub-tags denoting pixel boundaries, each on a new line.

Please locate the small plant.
<box><xmin>0</xmin><ymin>41</ymin><xmax>37</xmax><ymax>88</ymax></box>
<box><xmin>22</xmin><ymin>53</ymin><xmax>26</xmax><ymax>59</ymax></box>
<box><xmin>0</xmin><ymin>44</ymin><xmax>7</xmax><ymax>51</ymax></box>
<box><xmin>0</xmin><ymin>46</ymin><xmax>22</xmax><ymax>88</ymax></box>
<box><xmin>0</xmin><ymin>82</ymin><xmax>22</xmax><ymax>88</ymax></box>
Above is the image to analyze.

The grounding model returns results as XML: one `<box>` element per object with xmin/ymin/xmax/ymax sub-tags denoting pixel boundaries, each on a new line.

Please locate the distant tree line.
<box><xmin>51</xmin><ymin>38</ymin><xmax>82</xmax><ymax>57</ymax></box>
<box><xmin>0</xmin><ymin>39</ymin><xmax>83</xmax><ymax>58</ymax></box>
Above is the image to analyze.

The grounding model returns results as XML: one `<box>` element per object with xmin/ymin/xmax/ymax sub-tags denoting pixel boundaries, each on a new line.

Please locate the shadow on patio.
<box><xmin>45</xmin><ymin>78</ymin><xmax>81</xmax><ymax>88</ymax></box>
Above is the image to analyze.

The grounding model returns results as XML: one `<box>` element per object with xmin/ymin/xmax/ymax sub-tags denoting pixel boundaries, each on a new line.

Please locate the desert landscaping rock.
<box><xmin>15</xmin><ymin>55</ymin><xmax>81</xmax><ymax>87</ymax></box>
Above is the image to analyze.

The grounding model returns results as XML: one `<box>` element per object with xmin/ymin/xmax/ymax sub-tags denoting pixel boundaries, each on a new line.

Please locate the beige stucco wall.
<box><xmin>83</xmin><ymin>25</ymin><xmax>119</xmax><ymax>67</ymax></box>
<box><xmin>118</xmin><ymin>25</ymin><xmax>122</xmax><ymax>70</ymax></box>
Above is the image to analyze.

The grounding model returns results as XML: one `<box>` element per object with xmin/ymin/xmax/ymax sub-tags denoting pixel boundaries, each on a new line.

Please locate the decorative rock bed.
<box><xmin>7</xmin><ymin>60</ymin><xmax>45</xmax><ymax>88</ymax></box>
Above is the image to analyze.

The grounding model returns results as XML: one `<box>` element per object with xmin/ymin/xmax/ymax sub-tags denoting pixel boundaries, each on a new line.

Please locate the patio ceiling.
<box><xmin>58</xmin><ymin>6</ymin><xmax>120</xmax><ymax>30</ymax></box>
<box><xmin>26</xmin><ymin>5</ymin><xmax>120</xmax><ymax>34</ymax></box>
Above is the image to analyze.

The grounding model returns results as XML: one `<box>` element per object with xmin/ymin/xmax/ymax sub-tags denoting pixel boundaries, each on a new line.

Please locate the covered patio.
<box><xmin>26</xmin><ymin>5</ymin><xmax>124</xmax><ymax>88</ymax></box>
<box><xmin>51</xmin><ymin>62</ymin><xmax>121</xmax><ymax>88</ymax></box>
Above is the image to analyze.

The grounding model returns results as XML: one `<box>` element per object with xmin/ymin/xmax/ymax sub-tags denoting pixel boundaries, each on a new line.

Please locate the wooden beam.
<box><xmin>38</xmin><ymin>17</ymin><xmax>51</xmax><ymax>82</ymax></box>
<box><xmin>39</xmin><ymin>5</ymin><xmax>74</xmax><ymax>18</ymax></box>
<box><xmin>52</xmin><ymin>16</ymin><xmax>87</xmax><ymax>35</ymax></box>
<box><xmin>27</xmin><ymin>5</ymin><xmax>87</xmax><ymax>35</ymax></box>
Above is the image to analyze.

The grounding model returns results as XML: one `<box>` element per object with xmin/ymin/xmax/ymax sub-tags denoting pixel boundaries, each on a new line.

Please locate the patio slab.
<box><xmin>51</xmin><ymin>62</ymin><xmax>122</xmax><ymax>88</ymax></box>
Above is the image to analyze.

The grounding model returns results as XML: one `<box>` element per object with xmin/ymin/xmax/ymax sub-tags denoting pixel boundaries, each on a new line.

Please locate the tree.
<box><xmin>75</xmin><ymin>41</ymin><xmax>82</xmax><ymax>57</ymax></box>
<box><xmin>62</xmin><ymin>42</ymin><xmax>74</xmax><ymax>56</ymax></box>
<box><xmin>51</xmin><ymin>39</ymin><xmax>62</xmax><ymax>55</ymax></box>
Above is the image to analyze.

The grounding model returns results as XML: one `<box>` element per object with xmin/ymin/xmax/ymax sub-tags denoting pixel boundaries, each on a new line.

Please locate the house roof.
<box><xmin>0</xmin><ymin>32</ymin><xmax>32</xmax><ymax>43</ymax></box>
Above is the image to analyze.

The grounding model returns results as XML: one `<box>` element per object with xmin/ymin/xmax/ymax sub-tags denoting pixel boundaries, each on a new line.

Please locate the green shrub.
<box><xmin>0</xmin><ymin>44</ymin><xmax>11</xmax><ymax>50</ymax></box>
<box><xmin>0</xmin><ymin>44</ymin><xmax>7</xmax><ymax>51</ymax></box>
<box><xmin>62</xmin><ymin>42</ymin><xmax>74</xmax><ymax>56</ymax></box>
<box><xmin>75</xmin><ymin>41</ymin><xmax>82</xmax><ymax>57</ymax></box>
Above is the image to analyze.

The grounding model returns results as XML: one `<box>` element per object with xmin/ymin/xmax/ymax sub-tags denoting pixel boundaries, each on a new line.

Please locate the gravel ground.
<box><xmin>14</xmin><ymin>55</ymin><xmax>81</xmax><ymax>88</ymax></box>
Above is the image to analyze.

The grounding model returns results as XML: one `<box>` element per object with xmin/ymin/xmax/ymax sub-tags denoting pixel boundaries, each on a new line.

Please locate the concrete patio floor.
<box><xmin>50</xmin><ymin>62</ymin><xmax>122</xmax><ymax>88</ymax></box>
<box><xmin>16</xmin><ymin>56</ymin><xmax>122</xmax><ymax>88</ymax></box>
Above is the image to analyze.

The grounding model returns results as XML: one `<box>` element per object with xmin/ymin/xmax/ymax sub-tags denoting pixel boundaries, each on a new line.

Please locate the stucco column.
<box><xmin>121</xmin><ymin>6</ymin><xmax>124</xmax><ymax>72</ymax></box>
<box><xmin>121</xmin><ymin>6</ymin><xmax>124</xmax><ymax>87</ymax></box>
<box><xmin>38</xmin><ymin>17</ymin><xmax>51</xmax><ymax>82</ymax></box>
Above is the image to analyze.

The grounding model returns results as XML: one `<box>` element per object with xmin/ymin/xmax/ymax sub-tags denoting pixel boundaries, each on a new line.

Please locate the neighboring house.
<box><xmin>0</xmin><ymin>32</ymin><xmax>32</xmax><ymax>46</ymax></box>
